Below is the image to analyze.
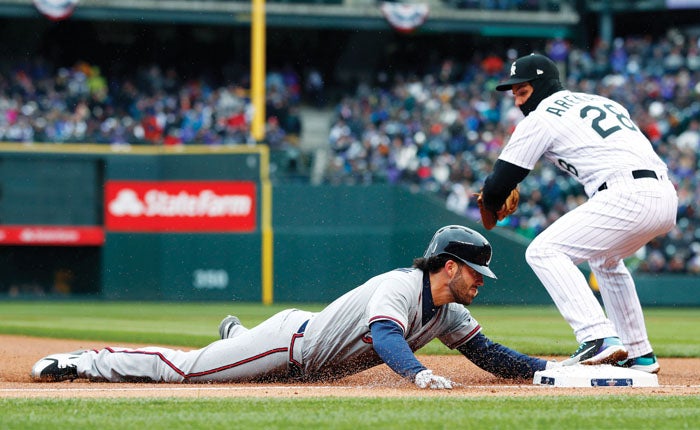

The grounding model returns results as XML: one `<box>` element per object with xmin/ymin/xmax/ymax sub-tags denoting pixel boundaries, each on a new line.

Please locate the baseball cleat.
<box><xmin>31</xmin><ymin>351</ymin><xmax>85</xmax><ymax>382</ymax></box>
<box><xmin>218</xmin><ymin>315</ymin><xmax>241</xmax><ymax>339</ymax></box>
<box><xmin>617</xmin><ymin>352</ymin><xmax>660</xmax><ymax>374</ymax></box>
<box><xmin>561</xmin><ymin>337</ymin><xmax>628</xmax><ymax>366</ymax></box>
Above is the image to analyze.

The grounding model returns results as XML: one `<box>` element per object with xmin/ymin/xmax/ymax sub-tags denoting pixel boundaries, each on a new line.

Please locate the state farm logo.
<box><xmin>108</xmin><ymin>189</ymin><xmax>144</xmax><ymax>216</ymax></box>
<box><xmin>105</xmin><ymin>181</ymin><xmax>257</xmax><ymax>232</ymax></box>
<box><xmin>109</xmin><ymin>189</ymin><xmax>252</xmax><ymax>218</ymax></box>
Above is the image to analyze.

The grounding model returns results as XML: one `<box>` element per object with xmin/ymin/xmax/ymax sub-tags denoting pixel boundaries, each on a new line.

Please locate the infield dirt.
<box><xmin>2</xmin><ymin>335</ymin><xmax>699</xmax><ymax>398</ymax></box>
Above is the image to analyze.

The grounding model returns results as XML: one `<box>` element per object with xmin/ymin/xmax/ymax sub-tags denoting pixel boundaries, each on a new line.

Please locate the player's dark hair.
<box><xmin>412</xmin><ymin>255</ymin><xmax>451</xmax><ymax>274</ymax></box>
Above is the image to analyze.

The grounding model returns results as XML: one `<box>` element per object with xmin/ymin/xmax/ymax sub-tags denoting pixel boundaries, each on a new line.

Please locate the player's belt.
<box><xmin>288</xmin><ymin>319</ymin><xmax>310</xmax><ymax>379</ymax></box>
<box><xmin>297</xmin><ymin>319</ymin><xmax>309</xmax><ymax>334</ymax></box>
<box><xmin>598</xmin><ymin>169</ymin><xmax>657</xmax><ymax>192</ymax></box>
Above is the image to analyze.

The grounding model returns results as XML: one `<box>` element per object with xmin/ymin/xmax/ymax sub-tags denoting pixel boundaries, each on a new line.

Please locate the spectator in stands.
<box><xmin>0</xmin><ymin>61</ymin><xmax>302</xmax><ymax>148</ymax></box>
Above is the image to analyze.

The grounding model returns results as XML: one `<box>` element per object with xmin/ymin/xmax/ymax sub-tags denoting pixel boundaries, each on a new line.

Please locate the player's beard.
<box><xmin>448</xmin><ymin>269</ymin><xmax>478</xmax><ymax>306</ymax></box>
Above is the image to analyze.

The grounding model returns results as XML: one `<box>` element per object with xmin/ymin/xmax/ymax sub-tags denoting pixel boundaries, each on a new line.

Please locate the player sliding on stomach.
<box><xmin>32</xmin><ymin>225</ymin><xmax>558</xmax><ymax>389</ymax></box>
<box><xmin>478</xmin><ymin>53</ymin><xmax>678</xmax><ymax>373</ymax></box>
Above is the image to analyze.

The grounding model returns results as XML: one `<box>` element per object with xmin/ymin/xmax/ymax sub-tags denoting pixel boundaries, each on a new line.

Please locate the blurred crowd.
<box><xmin>324</xmin><ymin>29</ymin><xmax>700</xmax><ymax>275</ymax></box>
<box><xmin>0</xmin><ymin>29</ymin><xmax>697</xmax><ymax>274</ymax></box>
<box><xmin>0</xmin><ymin>60</ymin><xmax>305</xmax><ymax>148</ymax></box>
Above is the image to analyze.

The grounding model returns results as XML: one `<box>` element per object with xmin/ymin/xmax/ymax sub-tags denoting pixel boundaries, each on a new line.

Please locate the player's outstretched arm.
<box><xmin>457</xmin><ymin>332</ymin><xmax>552</xmax><ymax>379</ymax></box>
<box><xmin>482</xmin><ymin>159</ymin><xmax>529</xmax><ymax>211</ymax></box>
<box><xmin>370</xmin><ymin>320</ymin><xmax>453</xmax><ymax>389</ymax></box>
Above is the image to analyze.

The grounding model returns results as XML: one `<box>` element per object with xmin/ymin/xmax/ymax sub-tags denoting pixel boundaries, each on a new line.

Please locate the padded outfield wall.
<box><xmin>0</xmin><ymin>145</ymin><xmax>696</xmax><ymax>305</ymax></box>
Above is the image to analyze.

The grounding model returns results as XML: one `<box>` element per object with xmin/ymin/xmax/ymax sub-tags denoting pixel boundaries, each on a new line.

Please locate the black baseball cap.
<box><xmin>496</xmin><ymin>53</ymin><xmax>560</xmax><ymax>92</ymax></box>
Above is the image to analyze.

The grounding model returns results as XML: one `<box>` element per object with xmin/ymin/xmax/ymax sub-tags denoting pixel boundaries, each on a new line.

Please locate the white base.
<box><xmin>533</xmin><ymin>364</ymin><xmax>658</xmax><ymax>387</ymax></box>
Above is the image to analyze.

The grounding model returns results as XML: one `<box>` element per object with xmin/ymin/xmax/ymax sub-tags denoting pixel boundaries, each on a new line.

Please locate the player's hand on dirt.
<box><xmin>414</xmin><ymin>369</ymin><xmax>453</xmax><ymax>390</ymax></box>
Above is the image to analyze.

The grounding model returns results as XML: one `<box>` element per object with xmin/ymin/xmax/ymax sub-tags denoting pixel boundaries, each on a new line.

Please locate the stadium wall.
<box><xmin>0</xmin><ymin>147</ymin><xmax>696</xmax><ymax>305</ymax></box>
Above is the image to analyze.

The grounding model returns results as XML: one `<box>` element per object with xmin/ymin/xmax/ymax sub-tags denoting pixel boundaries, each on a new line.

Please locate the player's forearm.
<box><xmin>457</xmin><ymin>333</ymin><xmax>547</xmax><ymax>379</ymax></box>
<box><xmin>482</xmin><ymin>160</ymin><xmax>529</xmax><ymax>212</ymax></box>
<box><xmin>370</xmin><ymin>320</ymin><xmax>426</xmax><ymax>380</ymax></box>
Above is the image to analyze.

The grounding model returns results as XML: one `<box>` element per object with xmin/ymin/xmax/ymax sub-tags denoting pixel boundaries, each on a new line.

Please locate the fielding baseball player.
<box><xmin>32</xmin><ymin>225</ymin><xmax>558</xmax><ymax>388</ymax></box>
<box><xmin>478</xmin><ymin>53</ymin><xmax>678</xmax><ymax>373</ymax></box>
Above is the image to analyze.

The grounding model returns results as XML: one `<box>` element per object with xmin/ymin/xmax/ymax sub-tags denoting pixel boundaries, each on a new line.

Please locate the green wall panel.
<box><xmin>158</xmin><ymin>233</ymin><xmax>261</xmax><ymax>302</ymax></box>
<box><xmin>273</xmin><ymin>230</ymin><xmax>394</xmax><ymax>302</ymax></box>
<box><xmin>1</xmin><ymin>148</ymin><xmax>698</xmax><ymax>305</ymax></box>
<box><xmin>636</xmin><ymin>275</ymin><xmax>700</xmax><ymax>306</ymax></box>
<box><xmin>271</xmin><ymin>184</ymin><xmax>552</xmax><ymax>305</ymax></box>
<box><xmin>103</xmin><ymin>233</ymin><xmax>261</xmax><ymax>301</ymax></box>
<box><xmin>102</xmin><ymin>234</ymin><xmax>163</xmax><ymax>300</ymax></box>
<box><xmin>0</xmin><ymin>155</ymin><xmax>102</xmax><ymax>225</ymax></box>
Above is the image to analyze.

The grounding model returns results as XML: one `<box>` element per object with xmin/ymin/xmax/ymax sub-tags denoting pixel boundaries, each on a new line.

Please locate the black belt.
<box><xmin>598</xmin><ymin>169</ymin><xmax>657</xmax><ymax>192</ymax></box>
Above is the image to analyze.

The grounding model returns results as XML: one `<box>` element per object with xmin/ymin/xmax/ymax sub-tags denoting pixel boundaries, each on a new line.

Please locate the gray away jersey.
<box><xmin>300</xmin><ymin>268</ymin><xmax>481</xmax><ymax>380</ymax></box>
<box><xmin>499</xmin><ymin>90</ymin><xmax>668</xmax><ymax>197</ymax></box>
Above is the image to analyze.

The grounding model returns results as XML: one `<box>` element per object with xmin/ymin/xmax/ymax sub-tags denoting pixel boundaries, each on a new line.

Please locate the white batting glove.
<box><xmin>414</xmin><ymin>369</ymin><xmax>453</xmax><ymax>390</ymax></box>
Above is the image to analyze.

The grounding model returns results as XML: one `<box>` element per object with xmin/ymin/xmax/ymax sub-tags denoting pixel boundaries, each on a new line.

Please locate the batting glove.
<box><xmin>414</xmin><ymin>369</ymin><xmax>453</xmax><ymax>390</ymax></box>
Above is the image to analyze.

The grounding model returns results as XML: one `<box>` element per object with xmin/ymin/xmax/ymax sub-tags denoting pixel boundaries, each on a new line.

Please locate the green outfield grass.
<box><xmin>2</xmin><ymin>396</ymin><xmax>700</xmax><ymax>430</ymax></box>
<box><xmin>2</xmin><ymin>301</ymin><xmax>699</xmax><ymax>430</ymax></box>
<box><xmin>1</xmin><ymin>301</ymin><xmax>699</xmax><ymax>357</ymax></box>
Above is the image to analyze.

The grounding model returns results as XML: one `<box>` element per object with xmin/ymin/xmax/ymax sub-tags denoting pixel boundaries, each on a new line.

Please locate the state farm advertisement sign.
<box><xmin>105</xmin><ymin>181</ymin><xmax>256</xmax><ymax>232</ymax></box>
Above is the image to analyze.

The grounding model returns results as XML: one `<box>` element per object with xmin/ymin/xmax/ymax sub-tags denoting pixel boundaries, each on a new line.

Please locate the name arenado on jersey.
<box><xmin>544</xmin><ymin>92</ymin><xmax>595</xmax><ymax>117</ymax></box>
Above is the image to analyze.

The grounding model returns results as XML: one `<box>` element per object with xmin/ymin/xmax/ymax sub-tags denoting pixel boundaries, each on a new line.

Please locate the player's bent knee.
<box><xmin>525</xmin><ymin>240</ymin><xmax>564</xmax><ymax>268</ymax></box>
<box><xmin>524</xmin><ymin>242</ymin><xmax>545</xmax><ymax>265</ymax></box>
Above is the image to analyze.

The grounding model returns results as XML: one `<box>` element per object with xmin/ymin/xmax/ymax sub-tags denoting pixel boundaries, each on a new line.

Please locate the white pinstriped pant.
<box><xmin>525</xmin><ymin>172</ymin><xmax>677</xmax><ymax>358</ymax></box>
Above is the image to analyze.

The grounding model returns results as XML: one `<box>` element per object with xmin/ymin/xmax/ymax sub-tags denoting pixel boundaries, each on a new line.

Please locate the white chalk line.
<box><xmin>2</xmin><ymin>384</ymin><xmax>699</xmax><ymax>394</ymax></box>
<box><xmin>1</xmin><ymin>385</ymin><xmax>352</xmax><ymax>393</ymax></box>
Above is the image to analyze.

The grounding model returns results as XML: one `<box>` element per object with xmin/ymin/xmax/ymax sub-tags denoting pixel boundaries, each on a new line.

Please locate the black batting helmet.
<box><xmin>424</xmin><ymin>225</ymin><xmax>497</xmax><ymax>278</ymax></box>
<box><xmin>496</xmin><ymin>53</ymin><xmax>560</xmax><ymax>91</ymax></box>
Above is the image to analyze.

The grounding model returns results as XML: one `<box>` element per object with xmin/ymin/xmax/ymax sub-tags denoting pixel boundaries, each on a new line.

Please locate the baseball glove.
<box><xmin>475</xmin><ymin>187</ymin><xmax>520</xmax><ymax>230</ymax></box>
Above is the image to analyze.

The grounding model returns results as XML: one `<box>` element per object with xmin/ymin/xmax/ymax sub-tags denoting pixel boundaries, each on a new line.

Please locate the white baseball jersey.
<box><xmin>300</xmin><ymin>267</ymin><xmax>482</xmax><ymax>379</ymax></box>
<box><xmin>499</xmin><ymin>90</ymin><xmax>668</xmax><ymax>197</ymax></box>
<box><xmin>498</xmin><ymin>89</ymin><xmax>678</xmax><ymax>358</ymax></box>
<box><xmin>76</xmin><ymin>268</ymin><xmax>482</xmax><ymax>383</ymax></box>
